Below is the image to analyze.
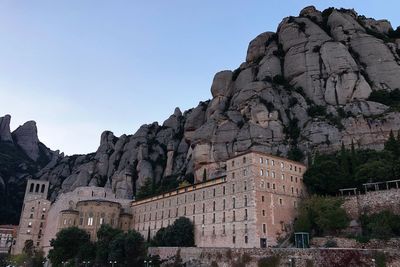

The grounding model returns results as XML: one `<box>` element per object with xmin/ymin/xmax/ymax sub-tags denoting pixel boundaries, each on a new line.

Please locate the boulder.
<box><xmin>210</xmin><ymin>71</ymin><xmax>233</xmax><ymax>98</ymax></box>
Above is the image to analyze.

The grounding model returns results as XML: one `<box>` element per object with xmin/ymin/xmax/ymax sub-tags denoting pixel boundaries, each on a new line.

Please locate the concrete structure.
<box><xmin>13</xmin><ymin>151</ymin><xmax>306</xmax><ymax>255</ymax></box>
<box><xmin>0</xmin><ymin>225</ymin><xmax>17</xmax><ymax>254</ymax></box>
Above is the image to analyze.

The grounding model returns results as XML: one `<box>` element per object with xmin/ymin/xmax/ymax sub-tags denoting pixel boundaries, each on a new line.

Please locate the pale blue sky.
<box><xmin>1</xmin><ymin>1</ymin><xmax>399</xmax><ymax>155</ymax></box>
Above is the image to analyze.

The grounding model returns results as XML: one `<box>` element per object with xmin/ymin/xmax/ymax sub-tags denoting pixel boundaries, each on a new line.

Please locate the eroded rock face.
<box><xmin>12</xmin><ymin>121</ymin><xmax>40</xmax><ymax>161</ymax></box>
<box><xmin>11</xmin><ymin>6</ymin><xmax>399</xmax><ymax>202</ymax></box>
<box><xmin>0</xmin><ymin>115</ymin><xmax>13</xmax><ymax>142</ymax></box>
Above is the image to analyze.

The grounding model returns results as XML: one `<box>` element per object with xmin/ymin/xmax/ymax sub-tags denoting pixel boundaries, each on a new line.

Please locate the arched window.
<box><xmin>29</xmin><ymin>183</ymin><xmax>34</xmax><ymax>193</ymax></box>
<box><xmin>244</xmin><ymin>195</ymin><xmax>248</xmax><ymax>207</ymax></box>
<box><xmin>88</xmin><ymin>212</ymin><xmax>94</xmax><ymax>226</ymax></box>
<box><xmin>41</xmin><ymin>184</ymin><xmax>45</xmax><ymax>193</ymax></box>
<box><xmin>35</xmin><ymin>184</ymin><xmax>40</xmax><ymax>193</ymax></box>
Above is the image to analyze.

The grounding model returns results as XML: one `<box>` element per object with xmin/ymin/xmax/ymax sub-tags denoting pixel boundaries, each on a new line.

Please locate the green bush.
<box><xmin>368</xmin><ymin>88</ymin><xmax>400</xmax><ymax>111</ymax></box>
<box><xmin>360</xmin><ymin>210</ymin><xmax>400</xmax><ymax>240</ymax></box>
<box><xmin>307</xmin><ymin>105</ymin><xmax>327</xmax><ymax>117</ymax></box>
<box><xmin>151</xmin><ymin>217</ymin><xmax>194</xmax><ymax>247</ymax></box>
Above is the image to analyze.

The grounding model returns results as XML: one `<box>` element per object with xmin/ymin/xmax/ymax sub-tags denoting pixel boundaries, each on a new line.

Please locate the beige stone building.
<box><xmin>13</xmin><ymin>151</ymin><xmax>306</xmax><ymax>255</ymax></box>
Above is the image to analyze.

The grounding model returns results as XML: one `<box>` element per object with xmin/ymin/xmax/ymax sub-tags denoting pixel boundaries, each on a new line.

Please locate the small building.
<box><xmin>0</xmin><ymin>225</ymin><xmax>17</xmax><ymax>254</ymax></box>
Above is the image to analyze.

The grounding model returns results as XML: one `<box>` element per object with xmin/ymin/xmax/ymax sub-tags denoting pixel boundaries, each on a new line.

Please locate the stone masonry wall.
<box><xmin>342</xmin><ymin>189</ymin><xmax>400</xmax><ymax>220</ymax></box>
<box><xmin>148</xmin><ymin>247</ymin><xmax>400</xmax><ymax>267</ymax></box>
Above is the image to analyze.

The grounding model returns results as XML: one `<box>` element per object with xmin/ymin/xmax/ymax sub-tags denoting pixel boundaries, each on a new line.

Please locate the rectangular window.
<box><xmin>213</xmin><ymin>213</ymin><xmax>216</xmax><ymax>223</ymax></box>
<box><xmin>223</xmin><ymin>186</ymin><xmax>226</xmax><ymax>195</ymax></box>
<box><xmin>261</xmin><ymin>196</ymin><xmax>265</xmax><ymax>202</ymax></box>
<box><xmin>223</xmin><ymin>225</ymin><xmax>226</xmax><ymax>234</ymax></box>
<box><xmin>88</xmin><ymin>217</ymin><xmax>93</xmax><ymax>226</ymax></box>
<box><xmin>245</xmin><ymin>209</ymin><xmax>248</xmax><ymax>220</ymax></box>
<box><xmin>213</xmin><ymin>188</ymin><xmax>216</xmax><ymax>197</ymax></box>
<box><xmin>245</xmin><ymin>236</ymin><xmax>248</xmax><ymax>244</ymax></box>
<box><xmin>260</xmin><ymin>169</ymin><xmax>263</xmax><ymax>176</ymax></box>
<box><xmin>232</xmin><ymin>172</ymin><xmax>235</xmax><ymax>179</ymax></box>
<box><xmin>223</xmin><ymin>212</ymin><xmax>226</xmax><ymax>223</ymax></box>
<box><xmin>272</xmin><ymin>172</ymin><xmax>275</xmax><ymax>178</ymax></box>
<box><xmin>233</xmin><ymin>236</ymin><xmax>236</xmax><ymax>243</ymax></box>
<box><xmin>271</xmin><ymin>160</ymin><xmax>275</xmax><ymax>166</ymax></box>
<box><xmin>244</xmin><ymin>180</ymin><xmax>247</xmax><ymax>191</ymax></box>
<box><xmin>243</xmin><ymin>169</ymin><xmax>247</xmax><ymax>176</ymax></box>
<box><xmin>245</xmin><ymin>223</ymin><xmax>248</xmax><ymax>234</ymax></box>
<box><xmin>260</xmin><ymin>157</ymin><xmax>263</xmax><ymax>163</ymax></box>
<box><xmin>262</xmin><ymin>210</ymin><xmax>265</xmax><ymax>216</ymax></box>
<box><xmin>233</xmin><ymin>211</ymin><xmax>236</xmax><ymax>222</ymax></box>
<box><xmin>232</xmin><ymin>184</ymin><xmax>235</xmax><ymax>193</ymax></box>
<box><xmin>279</xmin><ymin>198</ymin><xmax>283</xmax><ymax>205</ymax></box>
<box><xmin>233</xmin><ymin>224</ymin><xmax>235</xmax><ymax>234</ymax></box>
<box><xmin>262</xmin><ymin>224</ymin><xmax>266</xmax><ymax>234</ymax></box>
<box><xmin>232</xmin><ymin>160</ymin><xmax>235</xmax><ymax>167</ymax></box>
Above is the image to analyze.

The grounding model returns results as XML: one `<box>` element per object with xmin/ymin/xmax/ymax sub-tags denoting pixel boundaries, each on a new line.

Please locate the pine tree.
<box><xmin>385</xmin><ymin>130</ymin><xmax>400</xmax><ymax>157</ymax></box>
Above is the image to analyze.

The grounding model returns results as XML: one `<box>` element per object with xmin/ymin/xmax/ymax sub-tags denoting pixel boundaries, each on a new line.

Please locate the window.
<box><xmin>223</xmin><ymin>199</ymin><xmax>226</xmax><ymax>210</ymax></box>
<box><xmin>232</xmin><ymin>172</ymin><xmax>235</xmax><ymax>179</ymax></box>
<box><xmin>280</xmin><ymin>162</ymin><xmax>284</xmax><ymax>169</ymax></box>
<box><xmin>243</xmin><ymin>157</ymin><xmax>246</xmax><ymax>164</ymax></box>
<box><xmin>233</xmin><ymin>236</ymin><xmax>236</xmax><ymax>243</ymax></box>
<box><xmin>202</xmin><ymin>203</ymin><xmax>205</xmax><ymax>213</ymax></box>
<box><xmin>213</xmin><ymin>188</ymin><xmax>216</xmax><ymax>197</ymax></box>
<box><xmin>223</xmin><ymin>212</ymin><xmax>226</xmax><ymax>223</ymax></box>
<box><xmin>233</xmin><ymin>198</ymin><xmax>236</xmax><ymax>208</ymax></box>
<box><xmin>100</xmin><ymin>217</ymin><xmax>104</xmax><ymax>224</ymax></box>
<box><xmin>291</xmin><ymin>176</ymin><xmax>293</xmax><ymax>182</ymax></box>
<box><xmin>271</xmin><ymin>160</ymin><xmax>275</xmax><ymax>166</ymax></box>
<box><xmin>261</xmin><ymin>196</ymin><xmax>265</xmax><ymax>202</ymax></box>
<box><xmin>42</xmin><ymin>208</ymin><xmax>46</xmax><ymax>212</ymax></box>
<box><xmin>279</xmin><ymin>198</ymin><xmax>283</xmax><ymax>205</ymax></box>
<box><xmin>27</xmin><ymin>230</ymin><xmax>31</xmax><ymax>234</ymax></box>
<box><xmin>244</xmin><ymin>195</ymin><xmax>248</xmax><ymax>207</ymax></box>
<box><xmin>266</xmin><ymin>159</ymin><xmax>269</xmax><ymax>165</ymax></box>
<box><xmin>244</xmin><ymin>180</ymin><xmax>247</xmax><ymax>191</ymax></box>
<box><xmin>290</xmin><ymin>164</ymin><xmax>293</xmax><ymax>170</ymax></box>
<box><xmin>193</xmin><ymin>205</ymin><xmax>196</xmax><ymax>214</ymax></box>
<box><xmin>245</xmin><ymin>223</ymin><xmax>248</xmax><ymax>234</ymax></box>
<box><xmin>193</xmin><ymin>193</ymin><xmax>196</xmax><ymax>201</ymax></box>
<box><xmin>233</xmin><ymin>224</ymin><xmax>236</xmax><ymax>234</ymax></box>
<box><xmin>281</xmin><ymin>174</ymin><xmax>285</xmax><ymax>180</ymax></box>
<box><xmin>245</xmin><ymin>236</ymin><xmax>248</xmax><ymax>244</ymax></box>
<box><xmin>223</xmin><ymin>186</ymin><xmax>226</xmax><ymax>195</ymax></box>
<box><xmin>233</xmin><ymin>211</ymin><xmax>236</xmax><ymax>221</ymax></box>
<box><xmin>212</xmin><ymin>226</ymin><xmax>215</xmax><ymax>235</ymax></box>
<box><xmin>299</xmin><ymin>167</ymin><xmax>302</xmax><ymax>172</ymax></box>
<box><xmin>283</xmin><ymin>185</ymin><xmax>286</xmax><ymax>192</ymax></box>
<box><xmin>202</xmin><ymin>215</ymin><xmax>205</xmax><ymax>224</ymax></box>
<box><xmin>213</xmin><ymin>213</ymin><xmax>216</xmax><ymax>223</ymax></box>
<box><xmin>267</xmin><ymin>182</ymin><xmax>270</xmax><ymax>189</ymax></box>
<box><xmin>203</xmin><ymin>191</ymin><xmax>205</xmax><ymax>199</ymax></box>
<box><xmin>243</xmin><ymin>169</ymin><xmax>247</xmax><ymax>176</ymax></box>
<box><xmin>262</xmin><ymin>210</ymin><xmax>266</xmax><ymax>216</ymax></box>
<box><xmin>273</xmin><ymin>184</ymin><xmax>276</xmax><ymax>190</ymax></box>
<box><xmin>223</xmin><ymin>225</ymin><xmax>226</xmax><ymax>234</ymax></box>
<box><xmin>79</xmin><ymin>217</ymin><xmax>83</xmax><ymax>225</ymax></box>
<box><xmin>213</xmin><ymin>201</ymin><xmax>216</xmax><ymax>211</ymax></box>
<box><xmin>29</xmin><ymin>213</ymin><xmax>33</xmax><ymax>219</ymax></box>
<box><xmin>260</xmin><ymin>169</ymin><xmax>263</xmax><ymax>176</ymax></box>
<box><xmin>31</xmin><ymin>207</ymin><xmax>35</xmax><ymax>212</ymax></box>
<box><xmin>232</xmin><ymin>184</ymin><xmax>235</xmax><ymax>193</ymax></box>
<box><xmin>260</xmin><ymin>157</ymin><xmax>263</xmax><ymax>163</ymax></box>
<box><xmin>262</xmin><ymin>224</ymin><xmax>266</xmax><ymax>234</ymax></box>
<box><xmin>245</xmin><ymin>209</ymin><xmax>248</xmax><ymax>220</ymax></box>
<box><xmin>295</xmin><ymin>177</ymin><xmax>298</xmax><ymax>183</ymax></box>
<box><xmin>266</xmin><ymin>170</ymin><xmax>269</xmax><ymax>177</ymax></box>
<box><xmin>184</xmin><ymin>206</ymin><xmax>187</xmax><ymax>215</ymax></box>
<box><xmin>28</xmin><ymin>222</ymin><xmax>32</xmax><ymax>227</ymax></box>
<box><xmin>232</xmin><ymin>160</ymin><xmax>235</xmax><ymax>167</ymax></box>
<box><xmin>88</xmin><ymin>214</ymin><xmax>94</xmax><ymax>226</ymax></box>
<box><xmin>272</xmin><ymin>172</ymin><xmax>275</xmax><ymax>178</ymax></box>
<box><xmin>295</xmin><ymin>166</ymin><xmax>297</xmax><ymax>171</ymax></box>
<box><xmin>291</xmin><ymin>187</ymin><xmax>294</xmax><ymax>194</ymax></box>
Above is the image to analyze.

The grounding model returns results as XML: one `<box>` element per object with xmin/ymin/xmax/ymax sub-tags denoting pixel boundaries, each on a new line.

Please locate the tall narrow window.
<box><xmin>223</xmin><ymin>212</ymin><xmax>226</xmax><ymax>223</ymax></box>
<box><xmin>263</xmin><ymin>224</ymin><xmax>266</xmax><ymax>234</ymax></box>
<box><xmin>244</xmin><ymin>195</ymin><xmax>248</xmax><ymax>207</ymax></box>
<box><xmin>213</xmin><ymin>201</ymin><xmax>216</xmax><ymax>211</ymax></box>
<box><xmin>212</xmin><ymin>213</ymin><xmax>215</xmax><ymax>223</ymax></box>
<box><xmin>244</xmin><ymin>180</ymin><xmax>247</xmax><ymax>191</ymax></box>
<box><xmin>223</xmin><ymin>186</ymin><xmax>226</xmax><ymax>195</ymax></box>
<box><xmin>223</xmin><ymin>199</ymin><xmax>226</xmax><ymax>210</ymax></box>
<box><xmin>233</xmin><ymin>198</ymin><xmax>236</xmax><ymax>209</ymax></box>
<box><xmin>202</xmin><ymin>203</ymin><xmax>205</xmax><ymax>213</ymax></box>
<box><xmin>232</xmin><ymin>184</ymin><xmax>235</xmax><ymax>193</ymax></box>
<box><xmin>233</xmin><ymin>211</ymin><xmax>236</xmax><ymax>222</ymax></box>
<box><xmin>88</xmin><ymin>213</ymin><xmax>94</xmax><ymax>226</ymax></box>
<box><xmin>223</xmin><ymin>225</ymin><xmax>226</xmax><ymax>234</ymax></box>
<box><xmin>245</xmin><ymin>209</ymin><xmax>248</xmax><ymax>220</ymax></box>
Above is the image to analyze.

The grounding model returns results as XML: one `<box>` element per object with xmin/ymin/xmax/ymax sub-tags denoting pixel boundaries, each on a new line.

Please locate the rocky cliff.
<box><xmin>0</xmin><ymin>115</ymin><xmax>59</xmax><ymax>224</ymax></box>
<box><xmin>2</xmin><ymin>7</ymin><xmax>400</xmax><ymax>216</ymax></box>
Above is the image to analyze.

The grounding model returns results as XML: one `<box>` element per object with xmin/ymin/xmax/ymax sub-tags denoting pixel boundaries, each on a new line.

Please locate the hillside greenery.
<box><xmin>294</xmin><ymin>196</ymin><xmax>349</xmax><ymax>236</ymax></box>
<box><xmin>303</xmin><ymin>131</ymin><xmax>400</xmax><ymax>195</ymax></box>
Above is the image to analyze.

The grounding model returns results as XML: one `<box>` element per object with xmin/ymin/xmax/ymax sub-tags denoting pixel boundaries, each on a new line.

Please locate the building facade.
<box><xmin>0</xmin><ymin>225</ymin><xmax>17</xmax><ymax>254</ymax></box>
<box><xmin>13</xmin><ymin>151</ymin><xmax>306</xmax><ymax>255</ymax></box>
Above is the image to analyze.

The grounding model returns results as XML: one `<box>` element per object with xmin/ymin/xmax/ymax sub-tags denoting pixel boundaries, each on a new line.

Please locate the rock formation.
<box><xmin>0</xmin><ymin>114</ymin><xmax>13</xmax><ymax>142</ymax></box>
<box><xmin>1</xmin><ymin>7</ymin><xmax>400</xmax><ymax>219</ymax></box>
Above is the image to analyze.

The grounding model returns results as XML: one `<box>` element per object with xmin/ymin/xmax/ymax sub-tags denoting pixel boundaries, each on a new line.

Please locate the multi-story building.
<box><xmin>0</xmin><ymin>225</ymin><xmax>17</xmax><ymax>254</ymax></box>
<box><xmin>13</xmin><ymin>150</ymin><xmax>306</xmax><ymax>255</ymax></box>
<box><xmin>13</xmin><ymin>180</ymin><xmax>50</xmax><ymax>254</ymax></box>
<box><xmin>132</xmin><ymin>151</ymin><xmax>306</xmax><ymax>248</ymax></box>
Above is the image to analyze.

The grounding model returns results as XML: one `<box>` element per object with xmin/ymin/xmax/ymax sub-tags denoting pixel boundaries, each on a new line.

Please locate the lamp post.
<box><xmin>144</xmin><ymin>260</ymin><xmax>152</xmax><ymax>267</ymax></box>
<box><xmin>288</xmin><ymin>258</ymin><xmax>293</xmax><ymax>267</ymax></box>
<box><xmin>372</xmin><ymin>259</ymin><xmax>376</xmax><ymax>267</ymax></box>
<box><xmin>82</xmin><ymin>261</ymin><xmax>90</xmax><ymax>267</ymax></box>
<box><xmin>109</xmin><ymin>261</ymin><xmax>117</xmax><ymax>267</ymax></box>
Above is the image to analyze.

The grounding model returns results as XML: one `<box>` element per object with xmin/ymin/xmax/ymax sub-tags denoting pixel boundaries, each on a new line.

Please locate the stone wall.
<box><xmin>342</xmin><ymin>188</ymin><xmax>400</xmax><ymax>220</ymax></box>
<box><xmin>311</xmin><ymin>237</ymin><xmax>400</xmax><ymax>250</ymax></box>
<box><xmin>148</xmin><ymin>247</ymin><xmax>400</xmax><ymax>267</ymax></box>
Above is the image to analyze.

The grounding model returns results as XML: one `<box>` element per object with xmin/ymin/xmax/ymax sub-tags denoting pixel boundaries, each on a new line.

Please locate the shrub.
<box><xmin>360</xmin><ymin>210</ymin><xmax>400</xmax><ymax>240</ymax></box>
<box><xmin>324</xmin><ymin>239</ymin><xmax>338</xmax><ymax>248</ymax></box>
<box><xmin>307</xmin><ymin>105</ymin><xmax>327</xmax><ymax>117</ymax></box>
<box><xmin>368</xmin><ymin>88</ymin><xmax>400</xmax><ymax>111</ymax></box>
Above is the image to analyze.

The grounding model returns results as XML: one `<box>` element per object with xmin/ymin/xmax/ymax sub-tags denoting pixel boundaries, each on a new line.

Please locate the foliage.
<box><xmin>368</xmin><ymin>88</ymin><xmax>400</xmax><ymax>111</ymax></box>
<box><xmin>95</xmin><ymin>224</ymin><xmax>123</xmax><ymax>265</ymax></box>
<box><xmin>287</xmin><ymin>146</ymin><xmax>305</xmax><ymax>161</ymax></box>
<box><xmin>304</xmin><ymin>136</ymin><xmax>400</xmax><ymax>195</ymax></box>
<box><xmin>48</xmin><ymin>227</ymin><xmax>93</xmax><ymax>266</ymax></box>
<box><xmin>360</xmin><ymin>210</ymin><xmax>400</xmax><ymax>240</ymax></box>
<box><xmin>374</xmin><ymin>252</ymin><xmax>387</xmax><ymax>267</ymax></box>
<box><xmin>307</xmin><ymin>105</ymin><xmax>327</xmax><ymax>117</ymax></box>
<box><xmin>136</xmin><ymin>177</ymin><xmax>154</xmax><ymax>200</ymax></box>
<box><xmin>257</xmin><ymin>255</ymin><xmax>281</xmax><ymax>267</ymax></box>
<box><xmin>294</xmin><ymin>196</ymin><xmax>349</xmax><ymax>236</ymax></box>
<box><xmin>48</xmin><ymin>226</ymin><xmax>145</xmax><ymax>267</ymax></box>
<box><xmin>151</xmin><ymin>217</ymin><xmax>194</xmax><ymax>247</ymax></box>
<box><xmin>324</xmin><ymin>239</ymin><xmax>338</xmax><ymax>248</ymax></box>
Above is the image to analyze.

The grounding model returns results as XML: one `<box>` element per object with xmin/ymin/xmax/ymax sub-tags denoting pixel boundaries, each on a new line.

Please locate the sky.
<box><xmin>1</xmin><ymin>0</ymin><xmax>399</xmax><ymax>155</ymax></box>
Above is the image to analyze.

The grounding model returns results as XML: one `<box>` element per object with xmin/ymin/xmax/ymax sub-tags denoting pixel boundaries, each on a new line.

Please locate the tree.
<box><xmin>360</xmin><ymin>210</ymin><xmax>400</xmax><ymax>240</ymax></box>
<box><xmin>48</xmin><ymin>227</ymin><xmax>93</xmax><ymax>266</ymax></box>
<box><xmin>294</xmin><ymin>196</ymin><xmax>349</xmax><ymax>236</ymax></box>
<box><xmin>385</xmin><ymin>130</ymin><xmax>400</xmax><ymax>157</ymax></box>
<box><xmin>108</xmin><ymin>230</ymin><xmax>145</xmax><ymax>267</ymax></box>
<box><xmin>136</xmin><ymin>177</ymin><xmax>154</xmax><ymax>199</ymax></box>
<box><xmin>96</xmin><ymin>225</ymin><xmax>123</xmax><ymax>266</ymax></box>
<box><xmin>151</xmin><ymin>217</ymin><xmax>194</xmax><ymax>247</ymax></box>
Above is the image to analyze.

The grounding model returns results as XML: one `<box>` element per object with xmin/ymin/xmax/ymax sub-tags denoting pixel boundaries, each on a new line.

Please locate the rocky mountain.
<box><xmin>0</xmin><ymin>115</ymin><xmax>60</xmax><ymax>224</ymax></box>
<box><xmin>1</xmin><ymin>6</ymin><xmax>400</xmax><ymax>223</ymax></box>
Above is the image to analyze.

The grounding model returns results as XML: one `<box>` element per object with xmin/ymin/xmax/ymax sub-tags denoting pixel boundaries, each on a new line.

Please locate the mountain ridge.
<box><xmin>1</xmin><ymin>5</ymin><xmax>400</xmax><ymax>224</ymax></box>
